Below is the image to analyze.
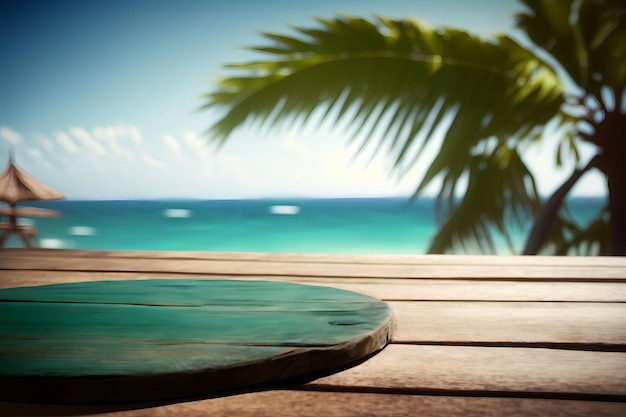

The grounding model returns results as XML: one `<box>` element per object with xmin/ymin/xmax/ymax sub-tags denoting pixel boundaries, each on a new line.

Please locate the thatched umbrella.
<box><xmin>0</xmin><ymin>206</ymin><xmax>62</xmax><ymax>218</ymax></box>
<box><xmin>0</xmin><ymin>154</ymin><xmax>64</xmax><ymax>227</ymax></box>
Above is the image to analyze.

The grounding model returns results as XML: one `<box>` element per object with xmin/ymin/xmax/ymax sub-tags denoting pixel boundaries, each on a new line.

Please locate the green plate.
<box><xmin>0</xmin><ymin>279</ymin><xmax>395</xmax><ymax>404</ymax></box>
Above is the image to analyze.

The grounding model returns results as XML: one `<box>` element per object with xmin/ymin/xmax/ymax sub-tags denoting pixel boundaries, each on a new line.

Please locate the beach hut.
<box><xmin>0</xmin><ymin>154</ymin><xmax>64</xmax><ymax>247</ymax></box>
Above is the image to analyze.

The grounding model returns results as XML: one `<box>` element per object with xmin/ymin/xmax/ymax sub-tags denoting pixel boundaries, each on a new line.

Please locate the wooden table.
<box><xmin>0</xmin><ymin>223</ymin><xmax>39</xmax><ymax>248</ymax></box>
<box><xmin>0</xmin><ymin>249</ymin><xmax>625</xmax><ymax>416</ymax></box>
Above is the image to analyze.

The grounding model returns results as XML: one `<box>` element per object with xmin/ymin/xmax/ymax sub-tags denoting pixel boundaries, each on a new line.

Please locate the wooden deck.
<box><xmin>1</xmin><ymin>249</ymin><xmax>625</xmax><ymax>416</ymax></box>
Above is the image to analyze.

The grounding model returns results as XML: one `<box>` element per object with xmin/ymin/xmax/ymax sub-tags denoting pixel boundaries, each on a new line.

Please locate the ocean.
<box><xmin>5</xmin><ymin>197</ymin><xmax>605</xmax><ymax>255</ymax></box>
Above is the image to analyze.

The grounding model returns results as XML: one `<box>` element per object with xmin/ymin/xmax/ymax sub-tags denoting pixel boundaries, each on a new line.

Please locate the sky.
<box><xmin>0</xmin><ymin>0</ymin><xmax>606</xmax><ymax>200</ymax></box>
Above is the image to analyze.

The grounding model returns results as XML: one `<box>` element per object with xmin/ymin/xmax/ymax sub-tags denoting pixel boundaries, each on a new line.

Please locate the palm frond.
<box><xmin>516</xmin><ymin>0</ymin><xmax>626</xmax><ymax>99</ymax></box>
<box><xmin>203</xmin><ymin>15</ymin><xmax>568</xmax><ymax>253</ymax></box>
<box><xmin>427</xmin><ymin>146</ymin><xmax>538</xmax><ymax>254</ymax></box>
<box><xmin>556</xmin><ymin>209</ymin><xmax>609</xmax><ymax>255</ymax></box>
<box><xmin>539</xmin><ymin>207</ymin><xmax>609</xmax><ymax>256</ymax></box>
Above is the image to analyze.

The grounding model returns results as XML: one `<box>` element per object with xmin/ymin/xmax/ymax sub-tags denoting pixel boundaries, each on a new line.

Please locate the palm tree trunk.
<box><xmin>593</xmin><ymin>111</ymin><xmax>626</xmax><ymax>255</ymax></box>
<box><xmin>606</xmin><ymin>172</ymin><xmax>626</xmax><ymax>255</ymax></box>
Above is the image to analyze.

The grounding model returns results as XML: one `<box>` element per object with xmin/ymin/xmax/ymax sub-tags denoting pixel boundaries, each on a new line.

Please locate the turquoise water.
<box><xmin>5</xmin><ymin>197</ymin><xmax>605</xmax><ymax>255</ymax></box>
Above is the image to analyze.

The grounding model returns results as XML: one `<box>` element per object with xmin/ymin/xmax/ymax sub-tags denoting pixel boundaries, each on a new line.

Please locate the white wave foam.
<box><xmin>40</xmin><ymin>238</ymin><xmax>65</xmax><ymax>249</ymax></box>
<box><xmin>268</xmin><ymin>205</ymin><xmax>301</xmax><ymax>215</ymax></box>
<box><xmin>163</xmin><ymin>209</ymin><xmax>192</xmax><ymax>218</ymax></box>
<box><xmin>69</xmin><ymin>226</ymin><xmax>96</xmax><ymax>236</ymax></box>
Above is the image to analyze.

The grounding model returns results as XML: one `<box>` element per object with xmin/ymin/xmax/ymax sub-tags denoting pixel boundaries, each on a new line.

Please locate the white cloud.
<box><xmin>36</xmin><ymin>134</ymin><xmax>55</xmax><ymax>151</ymax></box>
<box><xmin>93</xmin><ymin>127</ymin><xmax>107</xmax><ymax>140</ymax></box>
<box><xmin>56</xmin><ymin>132</ymin><xmax>80</xmax><ymax>153</ymax></box>
<box><xmin>128</xmin><ymin>126</ymin><xmax>142</xmax><ymax>145</ymax></box>
<box><xmin>184</xmin><ymin>131</ymin><xmax>210</xmax><ymax>160</ymax></box>
<box><xmin>141</xmin><ymin>153</ymin><xmax>166</xmax><ymax>169</ymax></box>
<box><xmin>114</xmin><ymin>125</ymin><xmax>128</xmax><ymax>138</ymax></box>
<box><xmin>0</xmin><ymin>126</ymin><xmax>22</xmax><ymax>145</ymax></box>
<box><xmin>94</xmin><ymin>126</ymin><xmax>133</xmax><ymax>159</ymax></box>
<box><xmin>27</xmin><ymin>147</ymin><xmax>44</xmax><ymax>159</ymax></box>
<box><xmin>110</xmin><ymin>124</ymin><xmax>141</xmax><ymax>143</ymax></box>
<box><xmin>70</xmin><ymin>127</ymin><xmax>106</xmax><ymax>155</ymax></box>
<box><xmin>163</xmin><ymin>134</ymin><xmax>182</xmax><ymax>157</ymax></box>
<box><xmin>27</xmin><ymin>147</ymin><xmax>52</xmax><ymax>168</ymax></box>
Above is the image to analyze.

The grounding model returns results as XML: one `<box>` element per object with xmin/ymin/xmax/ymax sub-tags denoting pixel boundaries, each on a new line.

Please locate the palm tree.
<box><xmin>202</xmin><ymin>0</ymin><xmax>626</xmax><ymax>255</ymax></box>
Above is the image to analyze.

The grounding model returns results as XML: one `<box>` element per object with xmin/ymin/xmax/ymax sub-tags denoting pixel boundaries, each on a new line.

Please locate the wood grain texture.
<box><xmin>2</xmin><ymin>392</ymin><xmax>625</xmax><ymax>417</ymax></box>
<box><xmin>0</xmin><ymin>279</ymin><xmax>395</xmax><ymax>404</ymax></box>
<box><xmin>4</xmin><ymin>249</ymin><xmax>626</xmax><ymax>267</ymax></box>
<box><xmin>2</xmin><ymin>270</ymin><xmax>626</xmax><ymax>301</ymax></box>
<box><xmin>309</xmin><ymin>345</ymin><xmax>626</xmax><ymax>398</ymax></box>
<box><xmin>390</xmin><ymin>301</ymin><xmax>626</xmax><ymax>346</ymax></box>
<box><xmin>1</xmin><ymin>249</ymin><xmax>625</xmax><ymax>416</ymax></box>
<box><xmin>2</xmin><ymin>250</ymin><xmax>626</xmax><ymax>280</ymax></box>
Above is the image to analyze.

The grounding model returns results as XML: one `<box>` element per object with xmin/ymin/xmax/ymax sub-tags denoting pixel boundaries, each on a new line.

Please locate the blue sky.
<box><xmin>0</xmin><ymin>0</ymin><xmax>605</xmax><ymax>200</ymax></box>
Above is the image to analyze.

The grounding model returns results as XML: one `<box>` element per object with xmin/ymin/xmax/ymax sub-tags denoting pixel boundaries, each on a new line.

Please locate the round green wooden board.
<box><xmin>0</xmin><ymin>279</ymin><xmax>395</xmax><ymax>404</ymax></box>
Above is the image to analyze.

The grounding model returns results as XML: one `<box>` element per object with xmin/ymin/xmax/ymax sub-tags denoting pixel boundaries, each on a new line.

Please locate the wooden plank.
<box><xmin>2</xmin><ymin>273</ymin><xmax>625</xmax><ymax>345</ymax></box>
<box><xmin>2</xmin><ymin>392</ymin><xmax>625</xmax><ymax>417</ymax></box>
<box><xmin>389</xmin><ymin>301</ymin><xmax>626</xmax><ymax>347</ymax></box>
<box><xmin>2</xmin><ymin>270</ymin><xmax>626</xmax><ymax>301</ymax></box>
<box><xmin>4</xmin><ymin>274</ymin><xmax>624</xmax><ymax>347</ymax></box>
<box><xmin>2</xmin><ymin>252</ymin><xmax>626</xmax><ymax>280</ymax></box>
<box><xmin>0</xmin><ymin>279</ymin><xmax>394</xmax><ymax>404</ymax></box>
<box><xmin>308</xmin><ymin>345</ymin><xmax>626</xmax><ymax>398</ymax></box>
<box><xmin>339</xmin><ymin>281</ymin><xmax>626</xmax><ymax>302</ymax></box>
<box><xmin>4</xmin><ymin>249</ymin><xmax>626</xmax><ymax>268</ymax></box>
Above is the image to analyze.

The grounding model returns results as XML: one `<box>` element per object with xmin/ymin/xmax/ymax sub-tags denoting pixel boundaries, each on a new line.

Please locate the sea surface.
<box><xmin>5</xmin><ymin>197</ymin><xmax>605</xmax><ymax>255</ymax></box>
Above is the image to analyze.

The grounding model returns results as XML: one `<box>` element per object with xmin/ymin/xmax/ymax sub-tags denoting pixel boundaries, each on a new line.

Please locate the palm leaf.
<box><xmin>516</xmin><ymin>0</ymin><xmax>626</xmax><ymax>102</ymax></box>
<box><xmin>535</xmin><ymin>205</ymin><xmax>609</xmax><ymax>256</ymax></box>
<box><xmin>427</xmin><ymin>146</ymin><xmax>538</xmax><ymax>253</ymax></box>
<box><xmin>203</xmin><ymin>16</ymin><xmax>567</xmax><ymax>253</ymax></box>
<box><xmin>555</xmin><ymin>209</ymin><xmax>609</xmax><ymax>255</ymax></box>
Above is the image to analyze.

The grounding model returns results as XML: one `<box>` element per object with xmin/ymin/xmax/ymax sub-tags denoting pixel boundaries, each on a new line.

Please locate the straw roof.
<box><xmin>0</xmin><ymin>206</ymin><xmax>62</xmax><ymax>218</ymax></box>
<box><xmin>0</xmin><ymin>158</ymin><xmax>64</xmax><ymax>206</ymax></box>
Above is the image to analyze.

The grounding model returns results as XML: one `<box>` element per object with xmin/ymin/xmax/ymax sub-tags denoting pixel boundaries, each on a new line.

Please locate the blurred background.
<box><xmin>0</xmin><ymin>0</ymin><xmax>608</xmax><ymax>254</ymax></box>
